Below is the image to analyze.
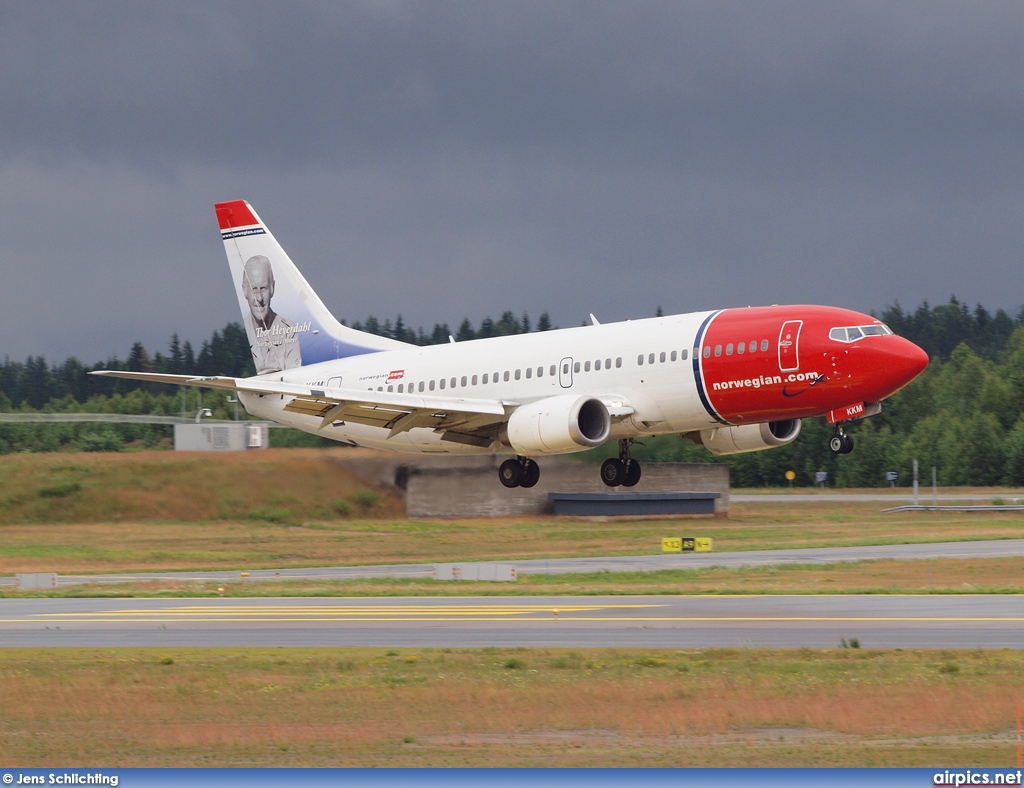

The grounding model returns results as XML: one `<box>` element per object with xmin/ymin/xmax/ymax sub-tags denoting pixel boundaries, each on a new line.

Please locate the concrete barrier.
<box><xmin>333</xmin><ymin>453</ymin><xmax>729</xmax><ymax>518</ymax></box>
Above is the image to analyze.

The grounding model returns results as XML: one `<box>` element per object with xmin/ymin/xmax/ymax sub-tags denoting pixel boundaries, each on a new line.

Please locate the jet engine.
<box><xmin>504</xmin><ymin>395</ymin><xmax>611</xmax><ymax>455</ymax></box>
<box><xmin>699</xmin><ymin>419</ymin><xmax>802</xmax><ymax>456</ymax></box>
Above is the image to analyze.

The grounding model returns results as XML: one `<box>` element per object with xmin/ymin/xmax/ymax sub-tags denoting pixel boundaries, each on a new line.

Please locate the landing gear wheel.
<box><xmin>621</xmin><ymin>460</ymin><xmax>642</xmax><ymax>487</ymax></box>
<box><xmin>601</xmin><ymin>458</ymin><xmax>626</xmax><ymax>487</ymax></box>
<box><xmin>499</xmin><ymin>458</ymin><xmax>523</xmax><ymax>488</ymax></box>
<box><xmin>520</xmin><ymin>459</ymin><xmax>541</xmax><ymax>488</ymax></box>
<box><xmin>829</xmin><ymin>432</ymin><xmax>855</xmax><ymax>455</ymax></box>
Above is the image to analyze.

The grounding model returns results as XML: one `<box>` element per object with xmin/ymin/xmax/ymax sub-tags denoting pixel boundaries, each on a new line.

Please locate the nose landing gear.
<box><xmin>829</xmin><ymin>428</ymin><xmax>855</xmax><ymax>455</ymax></box>
<box><xmin>498</xmin><ymin>456</ymin><xmax>540</xmax><ymax>488</ymax></box>
<box><xmin>601</xmin><ymin>439</ymin><xmax>642</xmax><ymax>487</ymax></box>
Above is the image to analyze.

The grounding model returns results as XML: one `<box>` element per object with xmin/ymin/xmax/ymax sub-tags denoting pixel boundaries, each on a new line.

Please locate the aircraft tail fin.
<box><xmin>216</xmin><ymin>200</ymin><xmax>411</xmax><ymax>376</ymax></box>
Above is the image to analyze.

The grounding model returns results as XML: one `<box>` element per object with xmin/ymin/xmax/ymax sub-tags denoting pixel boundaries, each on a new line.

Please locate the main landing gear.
<box><xmin>498</xmin><ymin>456</ymin><xmax>540</xmax><ymax>488</ymax></box>
<box><xmin>600</xmin><ymin>439</ymin><xmax>642</xmax><ymax>487</ymax></box>
<box><xmin>829</xmin><ymin>427</ymin><xmax>855</xmax><ymax>455</ymax></box>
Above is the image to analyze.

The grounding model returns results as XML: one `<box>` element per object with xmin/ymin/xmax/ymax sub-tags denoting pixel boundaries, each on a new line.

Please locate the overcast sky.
<box><xmin>1</xmin><ymin>1</ymin><xmax>1022</xmax><ymax>363</ymax></box>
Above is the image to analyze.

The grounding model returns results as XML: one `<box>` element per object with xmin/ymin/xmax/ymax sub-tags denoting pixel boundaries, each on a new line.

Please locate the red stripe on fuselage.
<box><xmin>701</xmin><ymin>305</ymin><xmax>924</xmax><ymax>424</ymax></box>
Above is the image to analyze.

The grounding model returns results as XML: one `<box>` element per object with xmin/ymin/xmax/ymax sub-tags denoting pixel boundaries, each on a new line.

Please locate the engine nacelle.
<box><xmin>699</xmin><ymin>419</ymin><xmax>802</xmax><ymax>456</ymax></box>
<box><xmin>504</xmin><ymin>395</ymin><xmax>611</xmax><ymax>455</ymax></box>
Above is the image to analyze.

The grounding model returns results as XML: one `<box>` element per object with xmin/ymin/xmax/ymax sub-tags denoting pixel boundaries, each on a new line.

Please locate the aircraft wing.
<box><xmin>91</xmin><ymin>371</ymin><xmax>635</xmax><ymax>448</ymax></box>
<box><xmin>90</xmin><ymin>370</ymin><xmax>514</xmax><ymax>448</ymax></box>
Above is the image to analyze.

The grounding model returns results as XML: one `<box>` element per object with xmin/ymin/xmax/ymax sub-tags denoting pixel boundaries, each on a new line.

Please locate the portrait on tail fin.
<box><xmin>241</xmin><ymin>254</ymin><xmax>302</xmax><ymax>374</ymax></box>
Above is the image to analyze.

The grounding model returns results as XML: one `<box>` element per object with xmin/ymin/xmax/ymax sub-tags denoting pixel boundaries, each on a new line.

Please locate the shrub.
<box><xmin>245</xmin><ymin>508</ymin><xmax>291</xmax><ymax>524</ymax></box>
<box><xmin>352</xmin><ymin>490</ymin><xmax>379</xmax><ymax>508</ymax></box>
<box><xmin>38</xmin><ymin>481</ymin><xmax>81</xmax><ymax>498</ymax></box>
<box><xmin>504</xmin><ymin>658</ymin><xmax>524</xmax><ymax>669</ymax></box>
<box><xmin>79</xmin><ymin>430</ymin><xmax>123</xmax><ymax>452</ymax></box>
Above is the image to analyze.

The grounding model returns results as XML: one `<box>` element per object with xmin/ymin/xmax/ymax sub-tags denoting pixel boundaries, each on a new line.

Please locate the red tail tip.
<box><xmin>215</xmin><ymin>200</ymin><xmax>259</xmax><ymax>230</ymax></box>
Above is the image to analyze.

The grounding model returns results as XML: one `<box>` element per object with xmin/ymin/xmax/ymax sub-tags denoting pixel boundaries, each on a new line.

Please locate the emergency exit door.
<box><xmin>778</xmin><ymin>320</ymin><xmax>802</xmax><ymax>372</ymax></box>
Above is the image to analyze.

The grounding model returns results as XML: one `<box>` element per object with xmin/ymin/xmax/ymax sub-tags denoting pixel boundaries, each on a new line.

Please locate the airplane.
<box><xmin>93</xmin><ymin>200</ymin><xmax>929</xmax><ymax>489</ymax></box>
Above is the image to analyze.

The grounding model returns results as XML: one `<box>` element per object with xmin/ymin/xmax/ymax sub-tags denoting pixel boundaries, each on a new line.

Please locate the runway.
<box><xmin>1</xmin><ymin>595</ymin><xmax>1021</xmax><ymax>649</ymax></box>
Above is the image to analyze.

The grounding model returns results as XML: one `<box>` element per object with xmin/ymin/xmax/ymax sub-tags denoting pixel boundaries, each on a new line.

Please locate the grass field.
<box><xmin>0</xmin><ymin>647</ymin><xmax>1021</xmax><ymax>767</ymax></box>
<box><xmin>2</xmin><ymin>449</ymin><xmax>1024</xmax><ymax>597</ymax></box>
<box><xmin>2</xmin><ymin>449</ymin><xmax>1023</xmax><ymax>767</ymax></box>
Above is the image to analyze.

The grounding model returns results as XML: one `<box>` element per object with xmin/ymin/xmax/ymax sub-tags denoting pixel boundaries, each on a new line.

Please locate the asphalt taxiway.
<box><xmin>1</xmin><ymin>594</ymin><xmax>1020</xmax><ymax>649</ymax></box>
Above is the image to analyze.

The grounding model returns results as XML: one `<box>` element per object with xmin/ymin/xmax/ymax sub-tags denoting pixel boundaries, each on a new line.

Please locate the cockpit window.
<box><xmin>829</xmin><ymin>323</ymin><xmax>893</xmax><ymax>343</ymax></box>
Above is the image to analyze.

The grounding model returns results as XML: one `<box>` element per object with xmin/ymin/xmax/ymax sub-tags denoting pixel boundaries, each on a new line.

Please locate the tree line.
<box><xmin>4</xmin><ymin>297</ymin><xmax>1024</xmax><ymax>487</ymax></box>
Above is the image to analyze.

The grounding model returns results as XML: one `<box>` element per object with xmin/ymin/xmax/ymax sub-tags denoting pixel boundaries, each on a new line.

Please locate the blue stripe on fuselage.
<box><xmin>692</xmin><ymin>311</ymin><xmax>729</xmax><ymax>425</ymax></box>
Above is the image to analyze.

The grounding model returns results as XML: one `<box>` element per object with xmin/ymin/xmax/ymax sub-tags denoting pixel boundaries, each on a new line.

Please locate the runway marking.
<box><xmin>0</xmin><ymin>601</ymin><xmax>1020</xmax><ymax>625</ymax></box>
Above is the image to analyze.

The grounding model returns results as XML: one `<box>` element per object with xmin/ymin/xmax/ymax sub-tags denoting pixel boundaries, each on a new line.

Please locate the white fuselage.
<box><xmin>239</xmin><ymin>312</ymin><xmax>716</xmax><ymax>454</ymax></box>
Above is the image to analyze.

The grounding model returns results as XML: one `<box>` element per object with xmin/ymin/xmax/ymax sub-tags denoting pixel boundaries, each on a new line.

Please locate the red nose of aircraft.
<box><xmin>883</xmin><ymin>336</ymin><xmax>930</xmax><ymax>392</ymax></box>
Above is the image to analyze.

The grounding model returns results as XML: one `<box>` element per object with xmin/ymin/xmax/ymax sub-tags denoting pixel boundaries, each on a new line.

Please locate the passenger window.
<box><xmin>726</xmin><ymin>344</ymin><xmax>733</xmax><ymax>356</ymax></box>
<box><xmin>439</xmin><ymin>379</ymin><xmax>445</xmax><ymax>390</ymax></box>
<box><xmin>572</xmin><ymin>362</ymin><xmax>579</xmax><ymax>373</ymax></box>
<box><xmin>737</xmin><ymin>343</ymin><xmax>744</xmax><ymax>355</ymax></box>
<box><xmin>659</xmin><ymin>351</ymin><xmax>666</xmax><ymax>363</ymax></box>
<box><xmin>616</xmin><ymin>357</ymin><xmax>622</xmax><ymax>368</ymax></box>
<box><xmin>594</xmin><ymin>359</ymin><xmax>601</xmax><ymax>371</ymax></box>
<box><xmin>703</xmin><ymin>347</ymin><xmax>710</xmax><ymax>358</ymax></box>
<box><xmin>461</xmin><ymin>376</ymin><xmax>467</xmax><ymax>387</ymax></box>
<box><xmin>537</xmin><ymin>366</ymin><xmax>544</xmax><ymax>377</ymax></box>
<box><xmin>761</xmin><ymin>340</ymin><xmax>768</xmax><ymax>352</ymax></box>
<box><xmin>584</xmin><ymin>361</ymin><xmax>591</xmax><ymax>372</ymax></box>
<box><xmin>451</xmin><ymin>378</ymin><xmax>457</xmax><ymax>388</ymax></box>
<box><xmin>550</xmin><ymin>365</ymin><xmax>557</xmax><ymax>376</ymax></box>
<box><xmin>483</xmin><ymin>373</ymin><xmax>489</xmax><ymax>384</ymax></box>
<box><xmin>715</xmin><ymin>345</ymin><xmax>722</xmax><ymax>357</ymax></box>
<box><xmin>606</xmin><ymin>358</ymin><xmax>611</xmax><ymax>368</ymax></box>
<box><xmin>419</xmin><ymin>382</ymin><xmax>425</xmax><ymax>392</ymax></box>
<box><xmin>377</xmin><ymin>386</ymin><xmax>383</xmax><ymax>391</ymax></box>
<box><xmin>472</xmin><ymin>375</ymin><xmax>478</xmax><ymax>385</ymax></box>
<box><xmin>648</xmin><ymin>353</ymin><xmax>655</xmax><ymax>364</ymax></box>
<box><xmin>526</xmin><ymin>367</ymin><xmax>532</xmax><ymax>379</ymax></box>
<box><xmin>637</xmin><ymin>354</ymin><xmax>644</xmax><ymax>365</ymax></box>
<box><xmin>504</xmin><ymin>371</ymin><xmax>510</xmax><ymax>381</ymax></box>
<box><xmin>670</xmin><ymin>350</ymin><xmax>677</xmax><ymax>362</ymax></box>
<box><xmin>429</xmin><ymin>381</ymin><xmax>435</xmax><ymax>391</ymax></box>
<box><xmin>387</xmin><ymin>385</ymin><xmax>393</xmax><ymax>392</ymax></box>
<box><xmin>398</xmin><ymin>384</ymin><xmax>404</xmax><ymax>393</ymax></box>
<box><xmin>561</xmin><ymin>364</ymin><xmax>568</xmax><ymax>375</ymax></box>
<box><xmin>515</xmin><ymin>369</ymin><xmax>521</xmax><ymax>380</ymax></box>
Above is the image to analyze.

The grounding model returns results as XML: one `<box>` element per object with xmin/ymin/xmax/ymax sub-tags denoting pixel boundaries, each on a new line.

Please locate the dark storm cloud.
<box><xmin>0</xmin><ymin>2</ymin><xmax>1022</xmax><ymax>362</ymax></box>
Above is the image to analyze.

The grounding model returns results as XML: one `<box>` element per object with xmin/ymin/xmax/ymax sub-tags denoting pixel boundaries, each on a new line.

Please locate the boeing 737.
<box><xmin>94</xmin><ymin>200</ymin><xmax>929</xmax><ymax>488</ymax></box>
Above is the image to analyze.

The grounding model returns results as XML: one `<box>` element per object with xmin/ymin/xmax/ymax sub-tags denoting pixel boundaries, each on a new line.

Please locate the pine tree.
<box><xmin>456</xmin><ymin>318</ymin><xmax>475</xmax><ymax>342</ymax></box>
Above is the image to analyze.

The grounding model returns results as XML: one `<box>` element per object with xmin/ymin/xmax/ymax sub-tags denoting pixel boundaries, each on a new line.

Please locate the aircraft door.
<box><xmin>778</xmin><ymin>320</ymin><xmax>802</xmax><ymax>372</ymax></box>
<box><xmin>559</xmin><ymin>357</ymin><xmax>573</xmax><ymax>388</ymax></box>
